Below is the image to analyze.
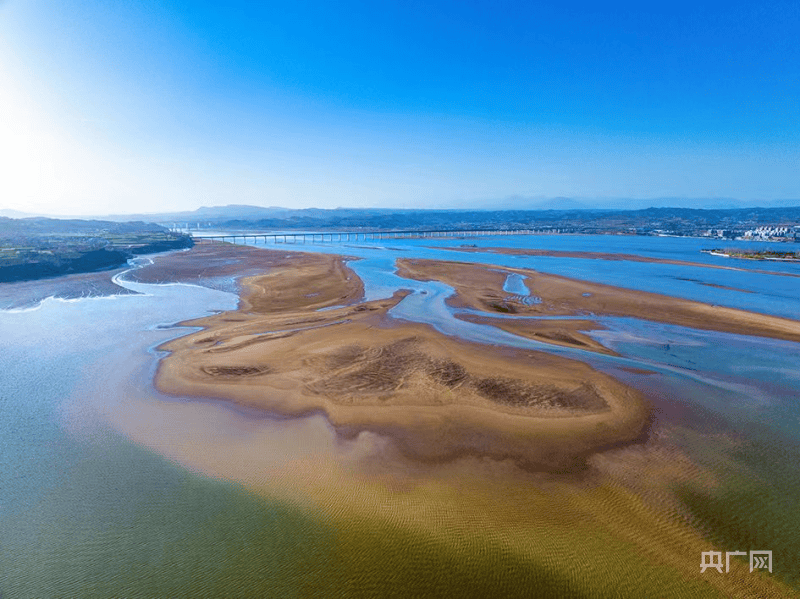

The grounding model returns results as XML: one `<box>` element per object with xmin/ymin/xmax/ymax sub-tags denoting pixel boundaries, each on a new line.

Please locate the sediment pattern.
<box><xmin>155</xmin><ymin>246</ymin><xmax>648</xmax><ymax>470</ymax></box>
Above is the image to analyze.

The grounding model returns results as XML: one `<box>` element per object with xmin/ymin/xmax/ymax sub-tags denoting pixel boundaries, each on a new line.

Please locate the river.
<box><xmin>1</xmin><ymin>234</ymin><xmax>798</xmax><ymax>597</ymax></box>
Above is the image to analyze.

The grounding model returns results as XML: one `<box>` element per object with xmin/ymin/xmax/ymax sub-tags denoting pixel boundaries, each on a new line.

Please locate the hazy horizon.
<box><xmin>5</xmin><ymin>196</ymin><xmax>800</xmax><ymax>220</ymax></box>
<box><xmin>1</xmin><ymin>1</ymin><xmax>798</xmax><ymax>216</ymax></box>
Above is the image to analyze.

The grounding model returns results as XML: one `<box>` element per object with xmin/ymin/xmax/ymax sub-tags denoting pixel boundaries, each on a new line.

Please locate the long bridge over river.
<box><xmin>193</xmin><ymin>228</ymin><xmax>562</xmax><ymax>244</ymax></box>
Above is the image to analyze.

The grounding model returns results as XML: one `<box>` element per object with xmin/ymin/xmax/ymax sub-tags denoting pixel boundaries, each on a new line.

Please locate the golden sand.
<box><xmin>155</xmin><ymin>249</ymin><xmax>649</xmax><ymax>470</ymax></box>
<box><xmin>457</xmin><ymin>312</ymin><xmax>618</xmax><ymax>355</ymax></box>
<box><xmin>396</xmin><ymin>257</ymin><xmax>800</xmax><ymax>344</ymax></box>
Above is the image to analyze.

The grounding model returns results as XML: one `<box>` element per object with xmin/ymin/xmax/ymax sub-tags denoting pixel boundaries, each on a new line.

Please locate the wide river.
<box><xmin>1</xmin><ymin>234</ymin><xmax>799</xmax><ymax>597</ymax></box>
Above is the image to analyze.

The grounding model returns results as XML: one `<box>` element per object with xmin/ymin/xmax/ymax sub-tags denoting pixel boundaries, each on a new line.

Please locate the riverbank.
<box><xmin>0</xmin><ymin>227</ymin><xmax>192</xmax><ymax>284</ymax></box>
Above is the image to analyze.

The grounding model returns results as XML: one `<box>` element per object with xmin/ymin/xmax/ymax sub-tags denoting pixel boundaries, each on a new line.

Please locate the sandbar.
<box><xmin>457</xmin><ymin>313</ymin><xmax>618</xmax><ymax>355</ymax></box>
<box><xmin>396</xmin><ymin>257</ymin><xmax>800</xmax><ymax>344</ymax></box>
<box><xmin>439</xmin><ymin>245</ymin><xmax>800</xmax><ymax>278</ymax></box>
<box><xmin>154</xmin><ymin>245</ymin><xmax>649</xmax><ymax>470</ymax></box>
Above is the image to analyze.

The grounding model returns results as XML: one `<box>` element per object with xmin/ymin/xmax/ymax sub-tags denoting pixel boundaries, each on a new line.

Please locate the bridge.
<box><xmin>193</xmin><ymin>228</ymin><xmax>561</xmax><ymax>244</ymax></box>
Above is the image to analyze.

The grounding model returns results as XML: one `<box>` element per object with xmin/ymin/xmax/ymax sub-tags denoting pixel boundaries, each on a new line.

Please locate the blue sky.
<box><xmin>0</xmin><ymin>0</ymin><xmax>798</xmax><ymax>215</ymax></box>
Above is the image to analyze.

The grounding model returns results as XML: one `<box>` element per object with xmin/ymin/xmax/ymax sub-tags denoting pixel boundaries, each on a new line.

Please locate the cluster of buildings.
<box><xmin>702</xmin><ymin>229</ymin><xmax>734</xmax><ymax>239</ymax></box>
<box><xmin>741</xmin><ymin>226</ymin><xmax>800</xmax><ymax>241</ymax></box>
<box><xmin>702</xmin><ymin>225</ymin><xmax>799</xmax><ymax>241</ymax></box>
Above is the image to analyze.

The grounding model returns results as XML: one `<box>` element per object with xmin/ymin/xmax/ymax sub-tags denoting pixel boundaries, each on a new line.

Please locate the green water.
<box><xmin>676</xmin><ymin>435</ymin><xmax>800</xmax><ymax>589</ymax></box>
<box><xmin>2</xmin><ymin>439</ymin><xmax>329</xmax><ymax>598</ymax></box>
<box><xmin>0</xmin><ymin>437</ymin><xmax>720</xmax><ymax>598</ymax></box>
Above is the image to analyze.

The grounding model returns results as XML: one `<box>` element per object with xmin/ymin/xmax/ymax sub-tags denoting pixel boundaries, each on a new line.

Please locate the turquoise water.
<box><xmin>1</xmin><ymin>235</ymin><xmax>799</xmax><ymax>595</ymax></box>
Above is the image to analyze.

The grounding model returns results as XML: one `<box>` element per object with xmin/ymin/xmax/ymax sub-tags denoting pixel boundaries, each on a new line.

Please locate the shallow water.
<box><xmin>2</xmin><ymin>235</ymin><xmax>799</xmax><ymax>596</ymax></box>
<box><xmin>237</xmin><ymin>233</ymin><xmax>800</xmax><ymax>318</ymax></box>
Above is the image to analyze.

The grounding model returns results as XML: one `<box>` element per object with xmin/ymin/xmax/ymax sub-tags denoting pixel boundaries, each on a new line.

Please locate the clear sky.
<box><xmin>1</xmin><ymin>0</ymin><xmax>798</xmax><ymax>215</ymax></box>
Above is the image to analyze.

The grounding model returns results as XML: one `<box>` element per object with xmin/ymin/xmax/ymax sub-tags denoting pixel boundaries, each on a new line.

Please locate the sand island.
<box><xmin>396</xmin><ymin>257</ymin><xmax>800</xmax><ymax>344</ymax></box>
<box><xmin>153</xmin><ymin>244</ymin><xmax>650</xmax><ymax>470</ymax></box>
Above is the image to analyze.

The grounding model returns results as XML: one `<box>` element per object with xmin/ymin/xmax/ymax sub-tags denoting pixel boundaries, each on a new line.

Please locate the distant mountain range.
<box><xmin>130</xmin><ymin>204</ymin><xmax>800</xmax><ymax>237</ymax></box>
<box><xmin>472</xmin><ymin>196</ymin><xmax>800</xmax><ymax>211</ymax></box>
<box><xmin>4</xmin><ymin>198</ymin><xmax>800</xmax><ymax>223</ymax></box>
<box><xmin>99</xmin><ymin>198</ymin><xmax>800</xmax><ymax>222</ymax></box>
